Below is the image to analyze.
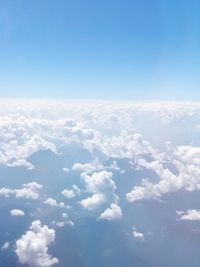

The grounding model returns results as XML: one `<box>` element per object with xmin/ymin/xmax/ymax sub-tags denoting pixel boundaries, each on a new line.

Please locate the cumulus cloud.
<box><xmin>44</xmin><ymin>198</ymin><xmax>67</xmax><ymax>208</ymax></box>
<box><xmin>10</xmin><ymin>209</ymin><xmax>25</xmax><ymax>216</ymax></box>
<box><xmin>133</xmin><ymin>230</ymin><xmax>144</xmax><ymax>241</ymax></box>
<box><xmin>0</xmin><ymin>182</ymin><xmax>43</xmax><ymax>200</ymax></box>
<box><xmin>44</xmin><ymin>198</ymin><xmax>57</xmax><ymax>206</ymax></box>
<box><xmin>177</xmin><ymin>209</ymin><xmax>200</xmax><ymax>221</ymax></box>
<box><xmin>72</xmin><ymin>161</ymin><xmax>104</xmax><ymax>174</ymax></box>
<box><xmin>98</xmin><ymin>204</ymin><xmax>122</xmax><ymax>221</ymax></box>
<box><xmin>15</xmin><ymin>220</ymin><xmax>59</xmax><ymax>267</ymax></box>
<box><xmin>127</xmin><ymin>145</ymin><xmax>200</xmax><ymax>202</ymax></box>
<box><xmin>15</xmin><ymin>182</ymin><xmax>43</xmax><ymax>199</ymax></box>
<box><xmin>61</xmin><ymin>189</ymin><xmax>75</xmax><ymax>199</ymax></box>
<box><xmin>80</xmin><ymin>193</ymin><xmax>106</xmax><ymax>210</ymax></box>
<box><xmin>80</xmin><ymin>171</ymin><xmax>118</xmax><ymax>210</ymax></box>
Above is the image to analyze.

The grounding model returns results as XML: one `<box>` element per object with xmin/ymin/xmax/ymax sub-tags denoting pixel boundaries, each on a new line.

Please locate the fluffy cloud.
<box><xmin>0</xmin><ymin>182</ymin><xmax>43</xmax><ymax>199</ymax></box>
<box><xmin>98</xmin><ymin>204</ymin><xmax>122</xmax><ymax>221</ymax></box>
<box><xmin>80</xmin><ymin>193</ymin><xmax>106</xmax><ymax>210</ymax></box>
<box><xmin>133</xmin><ymin>230</ymin><xmax>144</xmax><ymax>241</ymax></box>
<box><xmin>15</xmin><ymin>220</ymin><xmax>59</xmax><ymax>267</ymax></box>
<box><xmin>44</xmin><ymin>198</ymin><xmax>57</xmax><ymax>206</ymax></box>
<box><xmin>15</xmin><ymin>182</ymin><xmax>43</xmax><ymax>199</ymax></box>
<box><xmin>61</xmin><ymin>189</ymin><xmax>75</xmax><ymax>199</ymax></box>
<box><xmin>1</xmin><ymin>100</ymin><xmax>187</xmax><ymax>170</ymax></box>
<box><xmin>80</xmin><ymin>171</ymin><xmax>117</xmax><ymax>210</ymax></box>
<box><xmin>177</xmin><ymin>209</ymin><xmax>200</xmax><ymax>221</ymax></box>
<box><xmin>44</xmin><ymin>197</ymin><xmax>66</xmax><ymax>208</ymax></box>
<box><xmin>127</xmin><ymin>145</ymin><xmax>200</xmax><ymax>202</ymax></box>
<box><xmin>10</xmin><ymin>209</ymin><xmax>25</xmax><ymax>216</ymax></box>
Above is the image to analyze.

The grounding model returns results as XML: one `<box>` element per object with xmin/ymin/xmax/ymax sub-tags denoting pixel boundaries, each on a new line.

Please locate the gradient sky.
<box><xmin>0</xmin><ymin>0</ymin><xmax>200</xmax><ymax>100</ymax></box>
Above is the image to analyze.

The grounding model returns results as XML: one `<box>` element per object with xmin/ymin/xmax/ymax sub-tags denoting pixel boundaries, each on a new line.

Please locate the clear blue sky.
<box><xmin>0</xmin><ymin>0</ymin><xmax>200</xmax><ymax>100</ymax></box>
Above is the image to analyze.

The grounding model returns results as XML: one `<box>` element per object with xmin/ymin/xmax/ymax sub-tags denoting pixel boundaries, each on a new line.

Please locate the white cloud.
<box><xmin>127</xmin><ymin>145</ymin><xmax>200</xmax><ymax>202</ymax></box>
<box><xmin>72</xmin><ymin>161</ymin><xmax>103</xmax><ymax>174</ymax></box>
<box><xmin>15</xmin><ymin>182</ymin><xmax>43</xmax><ymax>199</ymax></box>
<box><xmin>133</xmin><ymin>230</ymin><xmax>144</xmax><ymax>241</ymax></box>
<box><xmin>98</xmin><ymin>204</ymin><xmax>122</xmax><ymax>221</ymax></box>
<box><xmin>10</xmin><ymin>209</ymin><xmax>25</xmax><ymax>216</ymax></box>
<box><xmin>80</xmin><ymin>193</ymin><xmax>106</xmax><ymax>210</ymax></box>
<box><xmin>1</xmin><ymin>242</ymin><xmax>10</xmax><ymax>251</ymax></box>
<box><xmin>44</xmin><ymin>197</ymin><xmax>67</xmax><ymax>209</ymax></box>
<box><xmin>44</xmin><ymin>198</ymin><xmax>57</xmax><ymax>207</ymax></box>
<box><xmin>1</xmin><ymin>100</ymin><xmax>200</xmax><ymax>206</ymax></box>
<box><xmin>0</xmin><ymin>182</ymin><xmax>43</xmax><ymax>200</ymax></box>
<box><xmin>0</xmin><ymin>187</ymin><xmax>14</xmax><ymax>197</ymax></box>
<box><xmin>62</xmin><ymin>189</ymin><xmax>75</xmax><ymax>199</ymax></box>
<box><xmin>80</xmin><ymin>171</ymin><xmax>117</xmax><ymax>210</ymax></box>
<box><xmin>177</xmin><ymin>209</ymin><xmax>200</xmax><ymax>221</ymax></box>
<box><xmin>15</xmin><ymin>220</ymin><xmax>59</xmax><ymax>267</ymax></box>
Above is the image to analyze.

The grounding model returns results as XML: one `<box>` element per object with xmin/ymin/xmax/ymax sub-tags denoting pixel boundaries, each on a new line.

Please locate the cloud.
<box><xmin>80</xmin><ymin>171</ymin><xmax>118</xmax><ymax>210</ymax></box>
<box><xmin>10</xmin><ymin>209</ymin><xmax>25</xmax><ymax>216</ymax></box>
<box><xmin>61</xmin><ymin>189</ymin><xmax>75</xmax><ymax>199</ymax></box>
<box><xmin>52</xmin><ymin>213</ymin><xmax>74</xmax><ymax>228</ymax></box>
<box><xmin>98</xmin><ymin>204</ymin><xmax>122</xmax><ymax>221</ymax></box>
<box><xmin>0</xmin><ymin>182</ymin><xmax>43</xmax><ymax>199</ymax></box>
<box><xmin>80</xmin><ymin>193</ymin><xmax>106</xmax><ymax>210</ymax></box>
<box><xmin>44</xmin><ymin>197</ymin><xmax>67</xmax><ymax>208</ymax></box>
<box><xmin>126</xmin><ymin>145</ymin><xmax>200</xmax><ymax>202</ymax></box>
<box><xmin>1</xmin><ymin>100</ymin><xmax>184</xmax><ymax>170</ymax></box>
<box><xmin>15</xmin><ymin>220</ymin><xmax>59</xmax><ymax>267</ymax></box>
<box><xmin>15</xmin><ymin>182</ymin><xmax>43</xmax><ymax>199</ymax></box>
<box><xmin>177</xmin><ymin>209</ymin><xmax>200</xmax><ymax>221</ymax></box>
<box><xmin>1</xmin><ymin>242</ymin><xmax>10</xmax><ymax>251</ymax></box>
<box><xmin>72</xmin><ymin>161</ymin><xmax>104</xmax><ymax>174</ymax></box>
<box><xmin>133</xmin><ymin>230</ymin><xmax>144</xmax><ymax>241</ymax></box>
<box><xmin>44</xmin><ymin>198</ymin><xmax>57</xmax><ymax>206</ymax></box>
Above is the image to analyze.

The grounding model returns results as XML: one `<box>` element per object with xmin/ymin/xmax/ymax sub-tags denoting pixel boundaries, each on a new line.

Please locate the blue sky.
<box><xmin>0</xmin><ymin>0</ymin><xmax>200</xmax><ymax>100</ymax></box>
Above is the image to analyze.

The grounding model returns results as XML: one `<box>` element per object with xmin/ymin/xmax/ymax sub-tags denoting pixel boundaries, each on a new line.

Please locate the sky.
<box><xmin>0</xmin><ymin>0</ymin><xmax>200</xmax><ymax>100</ymax></box>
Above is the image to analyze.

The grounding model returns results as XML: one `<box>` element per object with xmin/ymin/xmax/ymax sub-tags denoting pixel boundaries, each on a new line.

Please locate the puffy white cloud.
<box><xmin>1</xmin><ymin>242</ymin><xmax>10</xmax><ymax>251</ymax></box>
<box><xmin>72</xmin><ymin>161</ymin><xmax>103</xmax><ymax>174</ymax></box>
<box><xmin>44</xmin><ymin>198</ymin><xmax>57</xmax><ymax>206</ymax></box>
<box><xmin>80</xmin><ymin>171</ymin><xmax>117</xmax><ymax>210</ymax></box>
<box><xmin>80</xmin><ymin>193</ymin><xmax>106</xmax><ymax>210</ymax></box>
<box><xmin>62</xmin><ymin>189</ymin><xmax>75</xmax><ymax>199</ymax></box>
<box><xmin>15</xmin><ymin>182</ymin><xmax>43</xmax><ymax>199</ymax></box>
<box><xmin>177</xmin><ymin>209</ymin><xmax>200</xmax><ymax>221</ymax></box>
<box><xmin>98</xmin><ymin>204</ymin><xmax>122</xmax><ymax>221</ymax></box>
<box><xmin>133</xmin><ymin>230</ymin><xmax>144</xmax><ymax>241</ymax></box>
<box><xmin>127</xmin><ymin>145</ymin><xmax>200</xmax><ymax>202</ymax></box>
<box><xmin>15</xmin><ymin>220</ymin><xmax>59</xmax><ymax>267</ymax></box>
<box><xmin>44</xmin><ymin>198</ymin><xmax>67</xmax><ymax>208</ymax></box>
<box><xmin>10</xmin><ymin>209</ymin><xmax>25</xmax><ymax>216</ymax></box>
<box><xmin>0</xmin><ymin>182</ymin><xmax>43</xmax><ymax>200</ymax></box>
<box><xmin>81</xmin><ymin>171</ymin><xmax>116</xmax><ymax>195</ymax></box>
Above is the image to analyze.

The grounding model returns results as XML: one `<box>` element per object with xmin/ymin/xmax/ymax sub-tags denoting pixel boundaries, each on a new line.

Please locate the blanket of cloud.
<box><xmin>0</xmin><ymin>99</ymin><xmax>200</xmax><ymax>267</ymax></box>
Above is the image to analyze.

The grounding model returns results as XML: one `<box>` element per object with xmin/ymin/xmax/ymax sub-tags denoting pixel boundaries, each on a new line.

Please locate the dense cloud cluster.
<box><xmin>1</xmin><ymin>100</ymin><xmax>200</xmax><ymax>266</ymax></box>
